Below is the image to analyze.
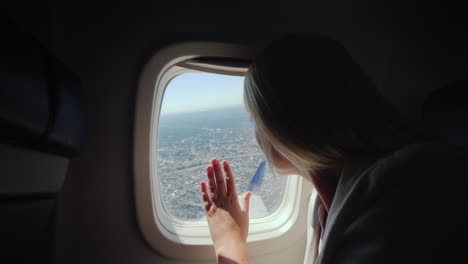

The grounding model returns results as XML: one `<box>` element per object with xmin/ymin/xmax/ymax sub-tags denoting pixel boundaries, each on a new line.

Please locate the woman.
<box><xmin>199</xmin><ymin>35</ymin><xmax>467</xmax><ymax>263</ymax></box>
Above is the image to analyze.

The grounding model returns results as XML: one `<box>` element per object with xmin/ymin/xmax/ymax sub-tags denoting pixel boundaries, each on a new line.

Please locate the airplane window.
<box><xmin>156</xmin><ymin>72</ymin><xmax>287</xmax><ymax>221</ymax></box>
<box><xmin>135</xmin><ymin>44</ymin><xmax>310</xmax><ymax>257</ymax></box>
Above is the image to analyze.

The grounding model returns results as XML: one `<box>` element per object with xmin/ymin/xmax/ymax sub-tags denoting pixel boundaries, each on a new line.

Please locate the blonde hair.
<box><xmin>244</xmin><ymin>35</ymin><xmax>418</xmax><ymax>176</ymax></box>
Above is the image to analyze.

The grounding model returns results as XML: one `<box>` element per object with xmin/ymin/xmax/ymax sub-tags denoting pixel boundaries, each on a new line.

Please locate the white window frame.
<box><xmin>134</xmin><ymin>42</ymin><xmax>313</xmax><ymax>260</ymax></box>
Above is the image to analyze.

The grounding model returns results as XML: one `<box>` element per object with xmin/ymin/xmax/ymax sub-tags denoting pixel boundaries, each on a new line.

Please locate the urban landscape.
<box><xmin>156</xmin><ymin>106</ymin><xmax>286</xmax><ymax>221</ymax></box>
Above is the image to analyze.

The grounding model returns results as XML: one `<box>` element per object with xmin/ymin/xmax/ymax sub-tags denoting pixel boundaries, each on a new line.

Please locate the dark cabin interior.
<box><xmin>1</xmin><ymin>1</ymin><xmax>467</xmax><ymax>263</ymax></box>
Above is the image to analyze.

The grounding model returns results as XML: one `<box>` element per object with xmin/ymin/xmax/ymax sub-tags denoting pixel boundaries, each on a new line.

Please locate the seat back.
<box><xmin>0</xmin><ymin>15</ymin><xmax>83</xmax><ymax>263</ymax></box>
<box><xmin>422</xmin><ymin>78</ymin><xmax>468</xmax><ymax>148</ymax></box>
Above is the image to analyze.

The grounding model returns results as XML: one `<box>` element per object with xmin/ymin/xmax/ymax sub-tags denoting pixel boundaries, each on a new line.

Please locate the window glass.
<box><xmin>156</xmin><ymin>72</ymin><xmax>287</xmax><ymax>221</ymax></box>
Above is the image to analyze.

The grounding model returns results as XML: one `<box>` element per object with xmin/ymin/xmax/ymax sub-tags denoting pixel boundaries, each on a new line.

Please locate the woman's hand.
<box><xmin>200</xmin><ymin>159</ymin><xmax>251</xmax><ymax>263</ymax></box>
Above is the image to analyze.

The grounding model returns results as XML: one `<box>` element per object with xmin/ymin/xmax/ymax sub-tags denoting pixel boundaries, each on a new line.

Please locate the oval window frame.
<box><xmin>133</xmin><ymin>41</ymin><xmax>313</xmax><ymax>260</ymax></box>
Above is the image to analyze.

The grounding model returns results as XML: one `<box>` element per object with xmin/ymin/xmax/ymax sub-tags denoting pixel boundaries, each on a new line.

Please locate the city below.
<box><xmin>156</xmin><ymin>106</ymin><xmax>286</xmax><ymax>221</ymax></box>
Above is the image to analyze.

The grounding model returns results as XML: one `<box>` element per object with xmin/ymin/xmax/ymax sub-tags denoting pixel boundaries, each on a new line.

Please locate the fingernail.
<box><xmin>213</xmin><ymin>159</ymin><xmax>218</xmax><ymax>165</ymax></box>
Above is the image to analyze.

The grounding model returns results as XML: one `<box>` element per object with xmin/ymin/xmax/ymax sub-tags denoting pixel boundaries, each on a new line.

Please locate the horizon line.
<box><xmin>160</xmin><ymin>104</ymin><xmax>246</xmax><ymax>117</ymax></box>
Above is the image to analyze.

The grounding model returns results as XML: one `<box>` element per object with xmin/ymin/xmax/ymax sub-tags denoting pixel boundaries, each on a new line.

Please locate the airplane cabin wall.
<box><xmin>5</xmin><ymin>0</ymin><xmax>468</xmax><ymax>263</ymax></box>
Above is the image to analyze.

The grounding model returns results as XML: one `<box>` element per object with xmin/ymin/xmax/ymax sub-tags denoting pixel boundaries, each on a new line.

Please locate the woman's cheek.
<box><xmin>272</xmin><ymin>157</ymin><xmax>301</xmax><ymax>176</ymax></box>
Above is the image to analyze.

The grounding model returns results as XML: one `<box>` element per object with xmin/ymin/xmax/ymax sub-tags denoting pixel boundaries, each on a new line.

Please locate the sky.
<box><xmin>160</xmin><ymin>72</ymin><xmax>245</xmax><ymax>115</ymax></box>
